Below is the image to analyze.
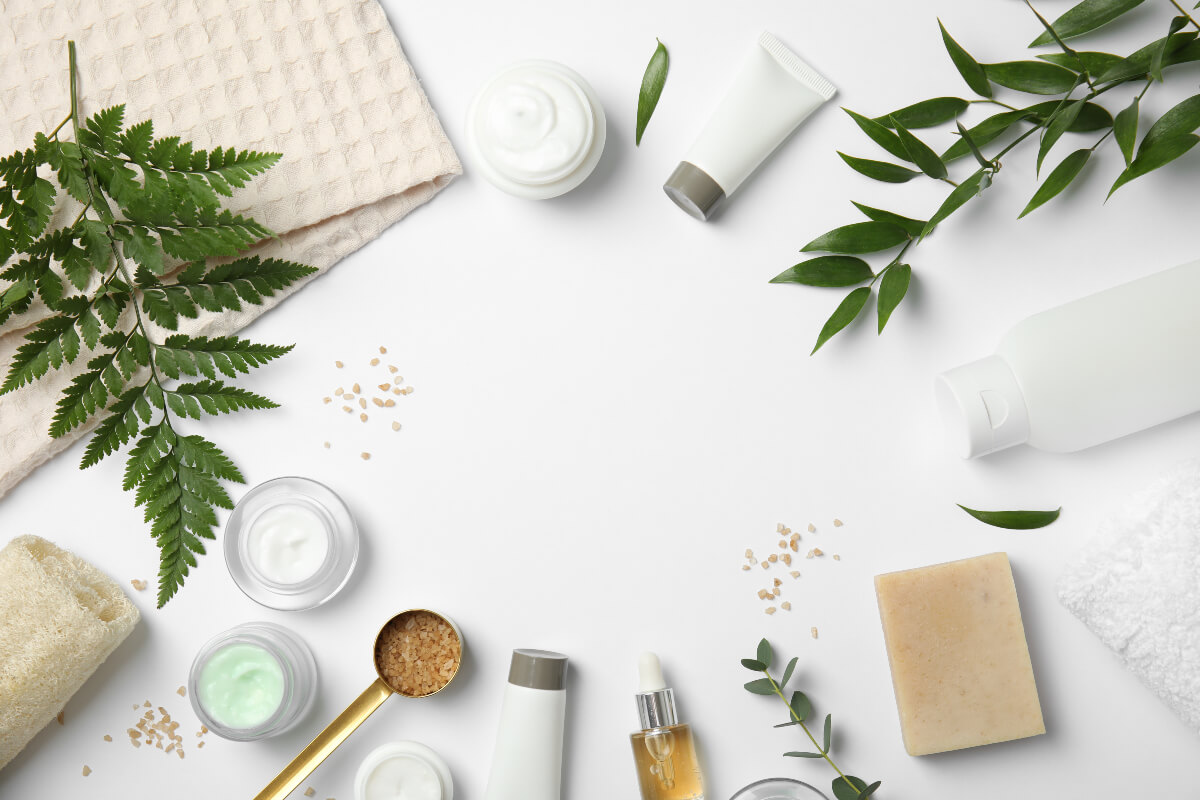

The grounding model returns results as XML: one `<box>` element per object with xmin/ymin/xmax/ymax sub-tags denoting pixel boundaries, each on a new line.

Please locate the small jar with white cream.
<box><xmin>356</xmin><ymin>741</ymin><xmax>454</xmax><ymax>800</ymax></box>
<box><xmin>466</xmin><ymin>60</ymin><xmax>606</xmax><ymax>199</ymax></box>
<box><xmin>224</xmin><ymin>476</ymin><xmax>359</xmax><ymax>611</ymax></box>
<box><xmin>188</xmin><ymin>622</ymin><xmax>317</xmax><ymax>741</ymax></box>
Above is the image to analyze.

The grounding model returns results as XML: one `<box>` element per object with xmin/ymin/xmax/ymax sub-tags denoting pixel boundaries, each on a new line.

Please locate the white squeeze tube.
<box><xmin>483</xmin><ymin>649</ymin><xmax>569</xmax><ymax>800</ymax></box>
<box><xmin>936</xmin><ymin>259</ymin><xmax>1200</xmax><ymax>457</ymax></box>
<box><xmin>663</xmin><ymin>31</ymin><xmax>836</xmax><ymax>221</ymax></box>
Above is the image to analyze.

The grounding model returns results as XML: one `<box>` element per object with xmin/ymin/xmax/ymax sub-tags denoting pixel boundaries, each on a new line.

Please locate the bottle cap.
<box><xmin>663</xmin><ymin>161</ymin><xmax>726</xmax><ymax>221</ymax></box>
<box><xmin>508</xmin><ymin>649</ymin><xmax>568</xmax><ymax>690</ymax></box>
<box><xmin>635</xmin><ymin>652</ymin><xmax>679</xmax><ymax>729</ymax></box>
<box><xmin>935</xmin><ymin>355</ymin><xmax>1031</xmax><ymax>458</ymax></box>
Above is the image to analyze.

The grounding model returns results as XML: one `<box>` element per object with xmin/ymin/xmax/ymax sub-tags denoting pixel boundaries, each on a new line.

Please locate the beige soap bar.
<box><xmin>874</xmin><ymin>552</ymin><xmax>1044</xmax><ymax>756</ymax></box>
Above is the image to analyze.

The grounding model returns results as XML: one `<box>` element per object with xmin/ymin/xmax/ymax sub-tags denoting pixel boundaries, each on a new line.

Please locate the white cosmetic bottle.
<box><xmin>483</xmin><ymin>649</ymin><xmax>568</xmax><ymax>800</ymax></box>
<box><xmin>936</xmin><ymin>259</ymin><xmax>1200</xmax><ymax>457</ymax></box>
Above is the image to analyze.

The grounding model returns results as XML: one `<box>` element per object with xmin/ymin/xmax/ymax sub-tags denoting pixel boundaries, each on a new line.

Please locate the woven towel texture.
<box><xmin>0</xmin><ymin>0</ymin><xmax>461</xmax><ymax>497</ymax></box>
<box><xmin>1058</xmin><ymin>459</ymin><xmax>1200</xmax><ymax>735</ymax></box>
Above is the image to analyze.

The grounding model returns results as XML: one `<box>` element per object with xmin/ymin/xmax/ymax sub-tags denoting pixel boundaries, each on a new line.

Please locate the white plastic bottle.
<box><xmin>936</xmin><ymin>259</ymin><xmax>1200</xmax><ymax>457</ymax></box>
<box><xmin>483</xmin><ymin>649</ymin><xmax>568</xmax><ymax>800</ymax></box>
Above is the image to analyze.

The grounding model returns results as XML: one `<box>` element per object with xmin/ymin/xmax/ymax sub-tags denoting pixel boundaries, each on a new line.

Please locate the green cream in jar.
<box><xmin>197</xmin><ymin>642</ymin><xmax>286</xmax><ymax>729</ymax></box>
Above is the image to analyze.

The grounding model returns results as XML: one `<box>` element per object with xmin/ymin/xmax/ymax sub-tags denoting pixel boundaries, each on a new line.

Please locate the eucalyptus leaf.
<box><xmin>1029</xmin><ymin>0</ymin><xmax>1145</xmax><ymax>47</ymax></box>
<box><xmin>811</xmin><ymin>287</ymin><xmax>870</xmax><ymax>355</ymax></box>
<box><xmin>1097</xmin><ymin>31</ymin><xmax>1197</xmax><ymax>82</ymax></box>
<box><xmin>785</xmin><ymin>751</ymin><xmax>826</xmax><ymax>759</ymax></box>
<box><xmin>741</xmin><ymin>658</ymin><xmax>767</xmax><ymax>671</ymax></box>
<box><xmin>774</xmin><ymin>721</ymin><xmax>800</xmax><ymax>728</ymax></box>
<box><xmin>1037</xmin><ymin>96</ymin><xmax>1086</xmax><ymax>174</ymax></box>
<box><xmin>892</xmin><ymin>119</ymin><xmax>948</xmax><ymax>179</ymax></box>
<box><xmin>636</xmin><ymin>39</ymin><xmax>669</xmax><ymax>146</ymax></box>
<box><xmin>822</xmin><ymin>713</ymin><xmax>833</xmax><ymax>753</ymax></box>
<box><xmin>1109</xmin><ymin>133</ymin><xmax>1200</xmax><ymax>196</ymax></box>
<box><xmin>790</xmin><ymin>690</ymin><xmax>812</xmax><ymax>722</ymax></box>
<box><xmin>744</xmin><ymin>677</ymin><xmax>776</xmax><ymax>695</ymax></box>
<box><xmin>838</xmin><ymin>152</ymin><xmax>923</xmax><ymax>183</ymax></box>
<box><xmin>921</xmin><ymin>168</ymin><xmax>988</xmax><ymax>238</ymax></box>
<box><xmin>957</xmin><ymin>504</ymin><xmax>1062</xmax><ymax>529</ymax></box>
<box><xmin>1139</xmin><ymin>93</ymin><xmax>1200</xmax><ymax>154</ymax></box>
<box><xmin>757</xmin><ymin>638</ymin><xmax>773</xmax><ymax>669</ymax></box>
<box><xmin>781</xmin><ymin>656</ymin><xmax>799</xmax><ymax>688</ymax></box>
<box><xmin>877</xmin><ymin>264</ymin><xmax>912</xmax><ymax>333</ymax></box>
<box><xmin>801</xmin><ymin>222</ymin><xmax>909</xmax><ymax>255</ymax></box>
<box><xmin>1020</xmin><ymin>148</ymin><xmax>1091</xmax><ymax>218</ymax></box>
<box><xmin>1151</xmin><ymin>17</ymin><xmax>1189</xmax><ymax>82</ymax></box>
<box><xmin>832</xmin><ymin>777</ymin><xmax>869</xmax><ymax>800</ymax></box>
<box><xmin>857</xmin><ymin>781</ymin><xmax>883</xmax><ymax>799</ymax></box>
<box><xmin>1114</xmin><ymin>95</ymin><xmax>1139</xmax><ymax>166</ymax></box>
<box><xmin>1037</xmin><ymin>50</ymin><xmax>1125</xmax><ymax>76</ymax></box>
<box><xmin>851</xmin><ymin>202</ymin><xmax>926</xmax><ymax>237</ymax></box>
<box><xmin>875</xmin><ymin>97</ymin><xmax>968</xmax><ymax>129</ymax></box>
<box><xmin>940</xmin><ymin>20</ymin><xmax>992</xmax><ymax>97</ymax></box>
<box><xmin>983</xmin><ymin>60</ymin><xmax>1077</xmax><ymax>94</ymax></box>
<box><xmin>844</xmin><ymin>109</ymin><xmax>910</xmax><ymax>162</ymax></box>
<box><xmin>771</xmin><ymin>256</ymin><xmax>873</xmax><ymax>287</ymax></box>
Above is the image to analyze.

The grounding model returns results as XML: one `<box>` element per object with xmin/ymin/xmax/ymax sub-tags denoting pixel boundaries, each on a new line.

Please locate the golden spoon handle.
<box><xmin>253</xmin><ymin>677</ymin><xmax>393</xmax><ymax>800</ymax></box>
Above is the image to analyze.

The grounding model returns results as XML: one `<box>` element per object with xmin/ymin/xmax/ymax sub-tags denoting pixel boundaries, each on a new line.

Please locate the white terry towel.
<box><xmin>0</xmin><ymin>0</ymin><xmax>461</xmax><ymax>498</ymax></box>
<box><xmin>1058</xmin><ymin>459</ymin><xmax>1200</xmax><ymax>733</ymax></box>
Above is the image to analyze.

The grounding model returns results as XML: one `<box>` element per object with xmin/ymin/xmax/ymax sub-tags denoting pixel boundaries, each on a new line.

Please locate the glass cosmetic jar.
<box><xmin>729</xmin><ymin>778</ymin><xmax>829</xmax><ymax>800</ymax></box>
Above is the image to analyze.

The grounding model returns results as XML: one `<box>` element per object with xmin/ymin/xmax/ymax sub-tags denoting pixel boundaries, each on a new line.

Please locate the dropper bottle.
<box><xmin>630</xmin><ymin>652</ymin><xmax>706</xmax><ymax>800</ymax></box>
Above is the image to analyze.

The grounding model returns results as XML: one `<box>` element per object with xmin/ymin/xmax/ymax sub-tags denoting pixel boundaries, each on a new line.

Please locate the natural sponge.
<box><xmin>0</xmin><ymin>535</ymin><xmax>139</xmax><ymax>770</ymax></box>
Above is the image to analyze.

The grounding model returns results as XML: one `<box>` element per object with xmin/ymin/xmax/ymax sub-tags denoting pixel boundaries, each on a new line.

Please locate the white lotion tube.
<box><xmin>664</xmin><ymin>31</ymin><xmax>836</xmax><ymax>220</ymax></box>
<box><xmin>483</xmin><ymin>649</ymin><xmax>568</xmax><ymax>800</ymax></box>
<box><xmin>936</xmin><ymin>259</ymin><xmax>1200</xmax><ymax>457</ymax></box>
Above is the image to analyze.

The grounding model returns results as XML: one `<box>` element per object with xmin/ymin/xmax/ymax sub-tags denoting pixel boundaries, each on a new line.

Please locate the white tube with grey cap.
<box><xmin>483</xmin><ymin>649</ymin><xmax>569</xmax><ymax>800</ymax></box>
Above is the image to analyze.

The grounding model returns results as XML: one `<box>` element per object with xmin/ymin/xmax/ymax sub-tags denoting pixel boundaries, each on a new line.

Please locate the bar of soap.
<box><xmin>874</xmin><ymin>552</ymin><xmax>1044</xmax><ymax>756</ymax></box>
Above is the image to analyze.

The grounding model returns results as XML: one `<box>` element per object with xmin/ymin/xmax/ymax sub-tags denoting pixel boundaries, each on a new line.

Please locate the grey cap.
<box><xmin>663</xmin><ymin>161</ymin><xmax>726</xmax><ymax>221</ymax></box>
<box><xmin>508</xmin><ymin>649</ymin><xmax>568</xmax><ymax>690</ymax></box>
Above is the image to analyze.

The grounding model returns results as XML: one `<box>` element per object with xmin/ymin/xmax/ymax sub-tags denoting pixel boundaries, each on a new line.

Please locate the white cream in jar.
<box><xmin>466</xmin><ymin>60</ymin><xmax>606</xmax><ymax>199</ymax></box>
<box><xmin>246</xmin><ymin>503</ymin><xmax>330</xmax><ymax>585</ymax></box>
<box><xmin>355</xmin><ymin>742</ymin><xmax>454</xmax><ymax>800</ymax></box>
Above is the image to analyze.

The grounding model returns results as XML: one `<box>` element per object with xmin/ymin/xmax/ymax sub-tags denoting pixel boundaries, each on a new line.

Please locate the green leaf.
<box><xmin>1152</xmin><ymin>17</ymin><xmax>1190</xmax><ymax>81</ymax></box>
<box><xmin>781</xmin><ymin>656</ymin><xmax>798</xmax><ymax>688</ymax></box>
<box><xmin>811</xmin><ymin>287</ymin><xmax>871</xmax><ymax>355</ymax></box>
<box><xmin>957</xmin><ymin>504</ymin><xmax>1062</xmax><ymax>529</ymax></box>
<box><xmin>116</xmin><ymin>225</ymin><xmax>165</xmax><ymax>275</ymax></box>
<box><xmin>770</xmin><ymin>256</ymin><xmax>873</xmax><ymax>287</ymax></box>
<box><xmin>1097</xmin><ymin>31</ymin><xmax>1197</xmax><ymax>82</ymax></box>
<box><xmin>1</xmin><ymin>315</ymin><xmax>82</xmax><ymax>394</ymax></box>
<box><xmin>784</xmin><ymin>751</ymin><xmax>826</xmax><ymax>758</ymax></box>
<box><xmin>892</xmin><ymin>119</ymin><xmax>947</xmax><ymax>179</ymax></box>
<box><xmin>1140</xmin><ymin>93</ymin><xmax>1200</xmax><ymax>154</ymax></box>
<box><xmin>832</xmin><ymin>776</ymin><xmax>870</xmax><ymax>800</ymax></box>
<box><xmin>955</xmin><ymin>122</ymin><xmax>993</xmax><ymax>169</ymax></box>
<box><xmin>1108</xmin><ymin>134</ymin><xmax>1200</xmax><ymax>196</ymax></box>
<box><xmin>837</xmin><ymin>152</ymin><xmax>922</xmax><ymax>183</ymax></box>
<box><xmin>876</xmin><ymin>97</ymin><xmax>968</xmax><ymax>129</ymax></box>
<box><xmin>756</xmin><ymin>638</ymin><xmax>772</xmax><ymax>668</ymax></box>
<box><xmin>1028</xmin><ymin>100</ymin><xmax>1113</xmax><ymax>132</ymax></box>
<box><xmin>941</xmin><ymin>110</ymin><xmax>1027</xmax><ymax>162</ymax></box>
<box><xmin>850</xmin><ymin>202</ymin><xmax>926</xmax><ymax>237</ymax></box>
<box><xmin>843</xmin><ymin>109</ymin><xmax>910</xmax><ymax>162</ymax></box>
<box><xmin>801</xmin><ymin>222</ymin><xmax>909</xmax><ymax>255</ymax></box>
<box><xmin>1037</xmin><ymin>96</ymin><xmax>1086</xmax><ymax>174</ymax></box>
<box><xmin>922</xmin><ymin>168</ymin><xmax>989</xmax><ymax>238</ymax></box>
<box><xmin>741</xmin><ymin>658</ymin><xmax>767</xmax><ymax>671</ymax></box>
<box><xmin>156</xmin><ymin>335</ymin><xmax>293</xmax><ymax>379</ymax></box>
<box><xmin>857</xmin><ymin>782</ymin><xmax>882</xmax><ymax>800</ymax></box>
<box><xmin>744</xmin><ymin>678</ymin><xmax>775</xmax><ymax>695</ymax></box>
<box><xmin>939</xmin><ymin>20</ymin><xmax>992</xmax><ymax>97</ymax></box>
<box><xmin>1020</xmin><ymin>148</ymin><xmax>1091</xmax><ymax>218</ymax></box>
<box><xmin>790</xmin><ymin>691</ymin><xmax>812</xmax><ymax>722</ymax></box>
<box><xmin>877</xmin><ymin>264</ymin><xmax>912</xmax><ymax>333</ymax></box>
<box><xmin>983</xmin><ymin>61</ymin><xmax>1077</xmax><ymax>94</ymax></box>
<box><xmin>1114</xmin><ymin>95</ymin><xmax>1139</xmax><ymax>166</ymax></box>
<box><xmin>1037</xmin><ymin>50</ymin><xmax>1125</xmax><ymax>76</ymax></box>
<box><xmin>636</xmin><ymin>39</ymin><xmax>669</xmax><ymax>146</ymax></box>
<box><xmin>173</xmin><ymin>256</ymin><xmax>317</xmax><ymax>312</ymax></box>
<box><xmin>1029</xmin><ymin>0</ymin><xmax>1145</xmax><ymax>46</ymax></box>
<box><xmin>822</xmin><ymin>713</ymin><xmax>832</xmax><ymax>753</ymax></box>
<box><xmin>79</xmin><ymin>105</ymin><xmax>125</xmax><ymax>154</ymax></box>
<box><xmin>80</xmin><ymin>382</ymin><xmax>152</xmax><ymax>469</ymax></box>
<box><xmin>165</xmin><ymin>380</ymin><xmax>279</xmax><ymax>419</ymax></box>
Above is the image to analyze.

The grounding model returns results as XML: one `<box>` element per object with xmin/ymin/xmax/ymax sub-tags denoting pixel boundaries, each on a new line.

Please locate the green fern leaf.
<box><xmin>118</xmin><ymin>119</ymin><xmax>154</xmax><ymax>164</ymax></box>
<box><xmin>79</xmin><ymin>380</ymin><xmax>151</xmax><ymax>468</ymax></box>
<box><xmin>1</xmin><ymin>314</ymin><xmax>82</xmax><ymax>394</ymax></box>
<box><xmin>123</xmin><ymin>422</ymin><xmax>175</xmax><ymax>491</ymax></box>
<box><xmin>175</xmin><ymin>434</ymin><xmax>244</xmax><ymax>483</ymax></box>
<box><xmin>166</xmin><ymin>380</ymin><xmax>278</xmax><ymax>419</ymax></box>
<box><xmin>174</xmin><ymin>256</ymin><xmax>317</xmax><ymax>312</ymax></box>
<box><xmin>78</xmin><ymin>105</ymin><xmax>125</xmax><ymax>154</ymax></box>
<box><xmin>49</xmin><ymin>334</ymin><xmax>135</xmax><ymax>437</ymax></box>
<box><xmin>157</xmin><ymin>335</ymin><xmax>293</xmax><ymax>379</ymax></box>
<box><xmin>113</xmin><ymin>224</ymin><xmax>165</xmax><ymax>275</ymax></box>
<box><xmin>148</xmin><ymin>136</ymin><xmax>180</xmax><ymax>169</ymax></box>
<box><xmin>0</xmin><ymin>279</ymin><xmax>35</xmax><ymax>325</ymax></box>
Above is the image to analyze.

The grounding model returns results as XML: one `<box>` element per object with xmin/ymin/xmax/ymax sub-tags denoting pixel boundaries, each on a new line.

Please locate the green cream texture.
<box><xmin>197</xmin><ymin>642</ymin><xmax>285</xmax><ymax>729</ymax></box>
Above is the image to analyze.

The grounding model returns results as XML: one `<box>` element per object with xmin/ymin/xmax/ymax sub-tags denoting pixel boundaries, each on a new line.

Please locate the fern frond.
<box><xmin>174</xmin><ymin>256</ymin><xmax>317</xmax><ymax>311</ymax></box>
<box><xmin>156</xmin><ymin>335</ymin><xmax>293</xmax><ymax>379</ymax></box>
<box><xmin>164</xmin><ymin>380</ymin><xmax>278</xmax><ymax>419</ymax></box>
<box><xmin>1</xmin><ymin>312</ymin><xmax>83</xmax><ymax>394</ymax></box>
<box><xmin>77</xmin><ymin>105</ymin><xmax>125</xmax><ymax>155</ymax></box>
<box><xmin>80</xmin><ymin>380</ymin><xmax>155</xmax><ymax>468</ymax></box>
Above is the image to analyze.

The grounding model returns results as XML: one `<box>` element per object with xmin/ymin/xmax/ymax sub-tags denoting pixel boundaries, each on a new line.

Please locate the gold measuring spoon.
<box><xmin>253</xmin><ymin>608</ymin><xmax>463</xmax><ymax>800</ymax></box>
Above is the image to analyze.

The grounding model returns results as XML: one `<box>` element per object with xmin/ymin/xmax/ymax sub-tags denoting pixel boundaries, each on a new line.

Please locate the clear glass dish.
<box><xmin>224</xmin><ymin>476</ymin><xmax>359</xmax><ymax>611</ymax></box>
<box><xmin>729</xmin><ymin>777</ymin><xmax>830</xmax><ymax>800</ymax></box>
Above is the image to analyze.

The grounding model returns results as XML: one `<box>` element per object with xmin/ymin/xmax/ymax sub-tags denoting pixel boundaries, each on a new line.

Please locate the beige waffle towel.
<box><xmin>0</xmin><ymin>535</ymin><xmax>139</xmax><ymax>770</ymax></box>
<box><xmin>0</xmin><ymin>0</ymin><xmax>461</xmax><ymax>497</ymax></box>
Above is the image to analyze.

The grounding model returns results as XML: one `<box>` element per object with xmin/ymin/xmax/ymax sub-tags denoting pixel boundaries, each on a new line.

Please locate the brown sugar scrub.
<box><xmin>373</xmin><ymin>611</ymin><xmax>461</xmax><ymax>697</ymax></box>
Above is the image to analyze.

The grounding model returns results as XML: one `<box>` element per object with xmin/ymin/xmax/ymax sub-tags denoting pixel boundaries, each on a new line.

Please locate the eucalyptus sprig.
<box><xmin>741</xmin><ymin>638</ymin><xmax>881</xmax><ymax>800</ymax></box>
<box><xmin>775</xmin><ymin>0</ymin><xmax>1200</xmax><ymax>353</ymax></box>
<box><xmin>0</xmin><ymin>42</ymin><xmax>316</xmax><ymax>606</ymax></box>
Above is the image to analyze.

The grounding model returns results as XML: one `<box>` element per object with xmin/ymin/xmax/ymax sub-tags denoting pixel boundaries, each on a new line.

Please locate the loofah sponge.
<box><xmin>0</xmin><ymin>535</ymin><xmax>139</xmax><ymax>770</ymax></box>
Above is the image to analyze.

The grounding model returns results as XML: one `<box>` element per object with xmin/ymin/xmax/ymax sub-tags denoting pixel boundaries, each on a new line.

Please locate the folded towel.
<box><xmin>1058</xmin><ymin>459</ymin><xmax>1200</xmax><ymax>734</ymax></box>
<box><xmin>0</xmin><ymin>0</ymin><xmax>461</xmax><ymax>498</ymax></box>
<box><xmin>0</xmin><ymin>535</ymin><xmax>139</xmax><ymax>770</ymax></box>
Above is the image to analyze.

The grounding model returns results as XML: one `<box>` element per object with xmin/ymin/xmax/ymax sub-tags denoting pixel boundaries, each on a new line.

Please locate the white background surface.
<box><xmin>2</xmin><ymin>1</ymin><xmax>1199</xmax><ymax>798</ymax></box>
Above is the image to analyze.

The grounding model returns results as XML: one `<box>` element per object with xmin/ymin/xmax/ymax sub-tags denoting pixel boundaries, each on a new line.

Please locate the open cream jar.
<box><xmin>355</xmin><ymin>741</ymin><xmax>454</xmax><ymax>800</ymax></box>
<box><xmin>224</xmin><ymin>476</ymin><xmax>359</xmax><ymax>611</ymax></box>
<box><xmin>466</xmin><ymin>60</ymin><xmax>606</xmax><ymax>199</ymax></box>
